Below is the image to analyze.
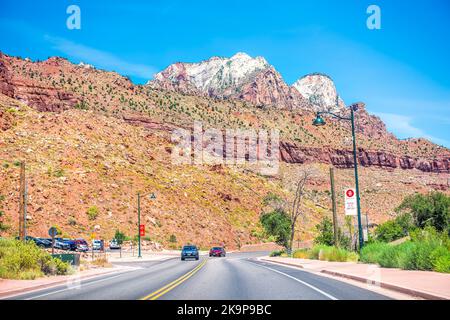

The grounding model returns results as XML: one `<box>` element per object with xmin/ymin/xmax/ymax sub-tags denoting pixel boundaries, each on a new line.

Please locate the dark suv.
<box><xmin>181</xmin><ymin>245</ymin><xmax>199</xmax><ymax>261</ymax></box>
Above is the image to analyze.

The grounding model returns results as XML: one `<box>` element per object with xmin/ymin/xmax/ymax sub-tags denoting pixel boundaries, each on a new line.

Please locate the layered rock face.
<box><xmin>0</xmin><ymin>54</ymin><xmax>79</xmax><ymax>112</ymax></box>
<box><xmin>279</xmin><ymin>142</ymin><xmax>450</xmax><ymax>173</ymax></box>
<box><xmin>148</xmin><ymin>52</ymin><xmax>313</xmax><ymax>110</ymax></box>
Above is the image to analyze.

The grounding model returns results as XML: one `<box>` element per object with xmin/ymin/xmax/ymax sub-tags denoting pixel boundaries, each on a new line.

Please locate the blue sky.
<box><xmin>1</xmin><ymin>0</ymin><xmax>449</xmax><ymax>147</ymax></box>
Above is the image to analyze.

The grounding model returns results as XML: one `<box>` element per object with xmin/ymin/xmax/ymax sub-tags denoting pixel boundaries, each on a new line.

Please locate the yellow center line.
<box><xmin>140</xmin><ymin>259</ymin><xmax>207</xmax><ymax>300</ymax></box>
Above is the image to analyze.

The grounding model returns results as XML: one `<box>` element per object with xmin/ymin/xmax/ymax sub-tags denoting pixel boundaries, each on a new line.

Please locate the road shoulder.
<box><xmin>0</xmin><ymin>265</ymin><xmax>135</xmax><ymax>299</ymax></box>
<box><xmin>259</xmin><ymin>256</ymin><xmax>450</xmax><ymax>300</ymax></box>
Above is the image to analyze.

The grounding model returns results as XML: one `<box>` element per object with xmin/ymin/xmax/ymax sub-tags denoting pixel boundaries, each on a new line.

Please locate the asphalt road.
<box><xmin>7</xmin><ymin>252</ymin><xmax>390</xmax><ymax>300</ymax></box>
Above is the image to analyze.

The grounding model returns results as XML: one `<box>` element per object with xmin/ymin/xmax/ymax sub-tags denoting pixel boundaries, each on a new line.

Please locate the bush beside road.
<box><xmin>0</xmin><ymin>239</ymin><xmax>71</xmax><ymax>279</ymax></box>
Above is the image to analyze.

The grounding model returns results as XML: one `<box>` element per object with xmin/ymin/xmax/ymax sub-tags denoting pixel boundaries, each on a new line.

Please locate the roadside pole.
<box><xmin>329</xmin><ymin>167</ymin><xmax>339</xmax><ymax>247</ymax></box>
<box><xmin>24</xmin><ymin>177</ymin><xmax>28</xmax><ymax>240</ymax></box>
<box><xmin>137</xmin><ymin>192</ymin><xmax>141</xmax><ymax>258</ymax></box>
<box><xmin>18</xmin><ymin>161</ymin><xmax>25</xmax><ymax>240</ymax></box>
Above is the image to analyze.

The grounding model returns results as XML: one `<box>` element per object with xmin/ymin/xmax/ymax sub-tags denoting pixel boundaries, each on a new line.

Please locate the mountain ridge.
<box><xmin>148</xmin><ymin>52</ymin><xmax>343</xmax><ymax>111</ymax></box>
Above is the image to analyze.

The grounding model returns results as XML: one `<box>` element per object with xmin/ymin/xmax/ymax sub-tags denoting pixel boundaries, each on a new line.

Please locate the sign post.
<box><xmin>344</xmin><ymin>188</ymin><xmax>357</xmax><ymax>216</ymax></box>
<box><xmin>48</xmin><ymin>227</ymin><xmax>57</xmax><ymax>255</ymax></box>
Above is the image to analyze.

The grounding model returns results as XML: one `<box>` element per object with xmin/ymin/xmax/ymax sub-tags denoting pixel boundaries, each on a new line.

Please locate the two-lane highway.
<box><xmin>6</xmin><ymin>252</ymin><xmax>390</xmax><ymax>300</ymax></box>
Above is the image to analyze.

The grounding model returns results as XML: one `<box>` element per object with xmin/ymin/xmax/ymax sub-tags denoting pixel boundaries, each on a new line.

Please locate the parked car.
<box><xmin>46</xmin><ymin>238</ymin><xmax>70</xmax><ymax>250</ymax></box>
<box><xmin>209</xmin><ymin>247</ymin><xmax>226</xmax><ymax>257</ymax></box>
<box><xmin>75</xmin><ymin>239</ymin><xmax>89</xmax><ymax>252</ymax></box>
<box><xmin>92</xmin><ymin>239</ymin><xmax>104</xmax><ymax>251</ymax></box>
<box><xmin>16</xmin><ymin>236</ymin><xmax>52</xmax><ymax>248</ymax></box>
<box><xmin>109</xmin><ymin>239</ymin><xmax>121</xmax><ymax>250</ymax></box>
<box><xmin>55</xmin><ymin>238</ymin><xmax>77</xmax><ymax>251</ymax></box>
<box><xmin>33</xmin><ymin>237</ymin><xmax>52</xmax><ymax>248</ymax></box>
<box><xmin>181</xmin><ymin>245</ymin><xmax>199</xmax><ymax>261</ymax></box>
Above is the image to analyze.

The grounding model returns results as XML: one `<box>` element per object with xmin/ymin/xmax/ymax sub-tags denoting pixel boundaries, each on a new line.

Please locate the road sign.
<box><xmin>48</xmin><ymin>227</ymin><xmax>58</xmax><ymax>237</ymax></box>
<box><xmin>344</xmin><ymin>188</ymin><xmax>357</xmax><ymax>216</ymax></box>
<box><xmin>139</xmin><ymin>224</ymin><xmax>145</xmax><ymax>237</ymax></box>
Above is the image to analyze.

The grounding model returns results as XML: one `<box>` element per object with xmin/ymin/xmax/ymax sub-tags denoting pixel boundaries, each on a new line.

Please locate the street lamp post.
<box><xmin>313</xmin><ymin>103</ymin><xmax>365</xmax><ymax>250</ymax></box>
<box><xmin>137</xmin><ymin>192</ymin><xmax>157</xmax><ymax>259</ymax></box>
<box><xmin>137</xmin><ymin>192</ymin><xmax>141</xmax><ymax>258</ymax></box>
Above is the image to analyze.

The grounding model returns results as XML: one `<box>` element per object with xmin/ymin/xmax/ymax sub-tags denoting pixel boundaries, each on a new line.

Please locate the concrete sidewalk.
<box><xmin>260</xmin><ymin>256</ymin><xmax>450</xmax><ymax>300</ymax></box>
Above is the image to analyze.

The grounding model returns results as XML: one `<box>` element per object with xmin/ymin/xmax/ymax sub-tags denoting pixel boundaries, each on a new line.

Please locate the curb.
<box><xmin>259</xmin><ymin>258</ymin><xmax>304</xmax><ymax>269</ymax></box>
<box><xmin>260</xmin><ymin>258</ymin><xmax>448</xmax><ymax>300</ymax></box>
<box><xmin>320</xmin><ymin>270</ymin><xmax>448</xmax><ymax>300</ymax></box>
<box><xmin>0</xmin><ymin>267</ymin><xmax>129</xmax><ymax>299</ymax></box>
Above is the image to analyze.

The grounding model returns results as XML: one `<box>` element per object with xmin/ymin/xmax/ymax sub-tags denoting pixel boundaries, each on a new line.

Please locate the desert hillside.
<box><xmin>0</xmin><ymin>52</ymin><xmax>449</xmax><ymax>248</ymax></box>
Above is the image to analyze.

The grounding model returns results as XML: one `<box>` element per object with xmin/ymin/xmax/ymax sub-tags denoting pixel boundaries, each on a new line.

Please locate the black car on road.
<box><xmin>181</xmin><ymin>245</ymin><xmax>199</xmax><ymax>261</ymax></box>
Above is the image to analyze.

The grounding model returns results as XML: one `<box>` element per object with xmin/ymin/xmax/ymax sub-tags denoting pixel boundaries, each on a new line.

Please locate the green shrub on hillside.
<box><xmin>0</xmin><ymin>238</ymin><xmax>71</xmax><ymax>279</ymax></box>
<box><xmin>396</xmin><ymin>192</ymin><xmax>450</xmax><ymax>234</ymax></box>
<box><xmin>87</xmin><ymin>206</ymin><xmax>99</xmax><ymax>220</ymax></box>
<box><xmin>360</xmin><ymin>227</ymin><xmax>450</xmax><ymax>273</ymax></box>
<box><xmin>374</xmin><ymin>215</ymin><xmax>412</xmax><ymax>243</ymax></box>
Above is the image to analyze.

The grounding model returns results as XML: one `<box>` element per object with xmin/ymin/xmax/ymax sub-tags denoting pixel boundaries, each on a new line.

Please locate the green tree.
<box><xmin>114</xmin><ymin>230</ymin><xmax>126</xmax><ymax>245</ymax></box>
<box><xmin>314</xmin><ymin>216</ymin><xmax>334</xmax><ymax>246</ymax></box>
<box><xmin>396</xmin><ymin>192</ymin><xmax>450</xmax><ymax>234</ymax></box>
<box><xmin>260</xmin><ymin>209</ymin><xmax>291</xmax><ymax>248</ymax></box>
<box><xmin>169</xmin><ymin>234</ymin><xmax>177</xmax><ymax>243</ymax></box>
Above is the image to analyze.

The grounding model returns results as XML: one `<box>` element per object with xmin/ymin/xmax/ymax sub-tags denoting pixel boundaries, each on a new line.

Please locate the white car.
<box><xmin>92</xmin><ymin>239</ymin><xmax>103</xmax><ymax>251</ymax></box>
<box><xmin>109</xmin><ymin>239</ymin><xmax>121</xmax><ymax>250</ymax></box>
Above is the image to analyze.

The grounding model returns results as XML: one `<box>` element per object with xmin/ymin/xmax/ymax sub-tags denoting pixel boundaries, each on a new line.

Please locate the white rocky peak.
<box><xmin>152</xmin><ymin>52</ymin><xmax>270</xmax><ymax>94</ymax></box>
<box><xmin>292</xmin><ymin>73</ymin><xmax>345</xmax><ymax>112</ymax></box>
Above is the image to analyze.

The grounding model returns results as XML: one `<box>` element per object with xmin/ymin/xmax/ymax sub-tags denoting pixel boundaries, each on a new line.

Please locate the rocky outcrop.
<box><xmin>0</xmin><ymin>53</ymin><xmax>80</xmax><ymax>112</ymax></box>
<box><xmin>292</xmin><ymin>73</ymin><xmax>345</xmax><ymax>112</ymax></box>
<box><xmin>148</xmin><ymin>52</ymin><xmax>314</xmax><ymax>110</ymax></box>
<box><xmin>11</xmin><ymin>81</ymin><xmax>79</xmax><ymax>112</ymax></box>
<box><xmin>279</xmin><ymin>141</ymin><xmax>450</xmax><ymax>173</ymax></box>
<box><xmin>0</xmin><ymin>53</ymin><xmax>14</xmax><ymax>98</ymax></box>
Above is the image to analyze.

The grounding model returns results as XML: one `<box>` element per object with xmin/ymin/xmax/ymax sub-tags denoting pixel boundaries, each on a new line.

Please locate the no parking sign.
<box><xmin>344</xmin><ymin>188</ymin><xmax>357</xmax><ymax>216</ymax></box>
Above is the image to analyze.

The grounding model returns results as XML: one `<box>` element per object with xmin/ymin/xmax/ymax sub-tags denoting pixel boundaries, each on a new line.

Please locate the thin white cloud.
<box><xmin>44</xmin><ymin>35</ymin><xmax>156</xmax><ymax>80</ymax></box>
<box><xmin>375</xmin><ymin>112</ymin><xmax>449</xmax><ymax>147</ymax></box>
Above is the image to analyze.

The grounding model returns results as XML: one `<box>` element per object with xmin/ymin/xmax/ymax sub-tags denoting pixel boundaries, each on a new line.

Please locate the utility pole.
<box><xmin>18</xmin><ymin>161</ymin><xmax>25</xmax><ymax>240</ymax></box>
<box><xmin>329</xmin><ymin>167</ymin><xmax>339</xmax><ymax>247</ymax></box>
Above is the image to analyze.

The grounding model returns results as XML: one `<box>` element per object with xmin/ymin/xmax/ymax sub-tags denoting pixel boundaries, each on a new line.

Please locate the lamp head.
<box><xmin>312</xmin><ymin>113</ymin><xmax>326</xmax><ymax>126</ymax></box>
<box><xmin>350</xmin><ymin>102</ymin><xmax>365</xmax><ymax>111</ymax></box>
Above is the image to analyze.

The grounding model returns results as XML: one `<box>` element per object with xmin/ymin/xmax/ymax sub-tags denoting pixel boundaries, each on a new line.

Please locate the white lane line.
<box><xmin>25</xmin><ymin>271</ymin><xmax>134</xmax><ymax>300</ymax></box>
<box><xmin>248</xmin><ymin>261</ymin><xmax>338</xmax><ymax>300</ymax></box>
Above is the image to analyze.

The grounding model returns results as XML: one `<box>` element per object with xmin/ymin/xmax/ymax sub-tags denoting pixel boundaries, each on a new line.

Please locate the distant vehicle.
<box><xmin>75</xmin><ymin>239</ymin><xmax>89</xmax><ymax>252</ymax></box>
<box><xmin>181</xmin><ymin>245</ymin><xmax>199</xmax><ymax>261</ymax></box>
<box><xmin>92</xmin><ymin>239</ymin><xmax>104</xmax><ymax>251</ymax></box>
<box><xmin>33</xmin><ymin>237</ymin><xmax>52</xmax><ymax>248</ymax></box>
<box><xmin>55</xmin><ymin>238</ymin><xmax>77</xmax><ymax>251</ymax></box>
<box><xmin>46</xmin><ymin>238</ymin><xmax>70</xmax><ymax>250</ymax></box>
<box><xmin>109</xmin><ymin>239</ymin><xmax>121</xmax><ymax>250</ymax></box>
<box><xmin>17</xmin><ymin>236</ymin><xmax>52</xmax><ymax>248</ymax></box>
<box><xmin>209</xmin><ymin>247</ymin><xmax>226</xmax><ymax>257</ymax></box>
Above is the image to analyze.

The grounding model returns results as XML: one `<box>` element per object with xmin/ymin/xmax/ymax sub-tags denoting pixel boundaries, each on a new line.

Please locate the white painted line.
<box><xmin>25</xmin><ymin>270</ymin><xmax>134</xmax><ymax>300</ymax></box>
<box><xmin>249</xmin><ymin>261</ymin><xmax>338</xmax><ymax>300</ymax></box>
